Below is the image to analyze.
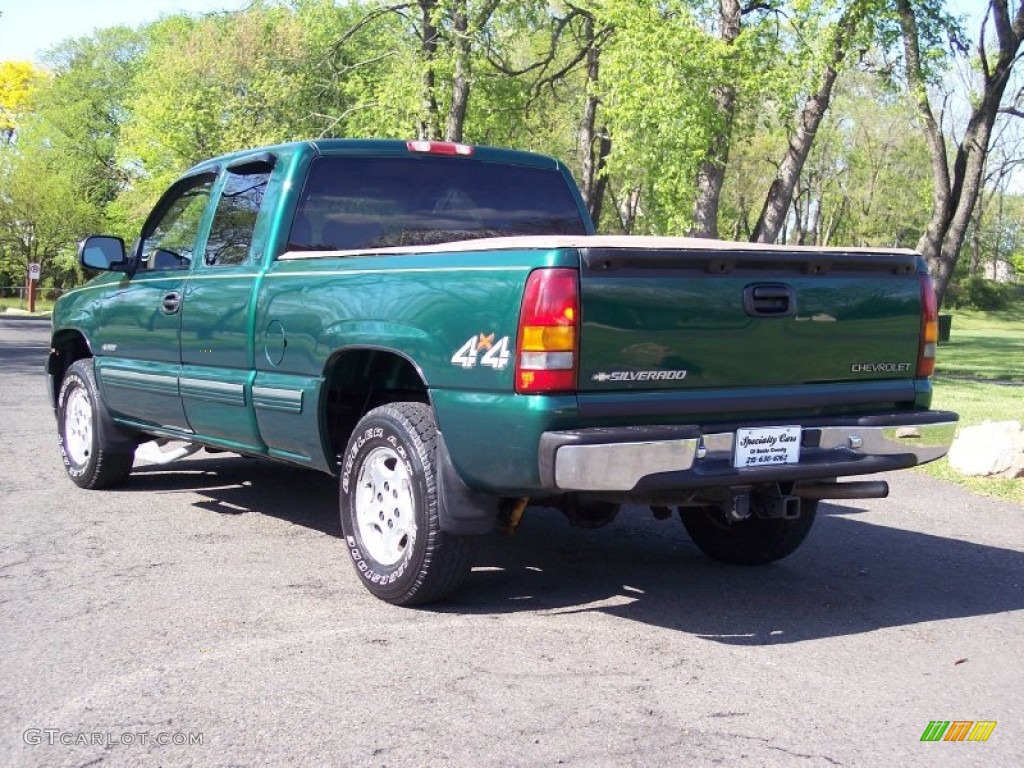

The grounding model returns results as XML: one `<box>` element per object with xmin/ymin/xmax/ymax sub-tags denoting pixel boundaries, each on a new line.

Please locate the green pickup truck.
<box><xmin>48</xmin><ymin>139</ymin><xmax>958</xmax><ymax>605</ymax></box>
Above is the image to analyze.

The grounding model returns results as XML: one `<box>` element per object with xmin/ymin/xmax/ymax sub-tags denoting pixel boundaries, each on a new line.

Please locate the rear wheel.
<box><xmin>680</xmin><ymin>500</ymin><xmax>818</xmax><ymax>565</ymax></box>
<box><xmin>339</xmin><ymin>402</ymin><xmax>472</xmax><ymax>605</ymax></box>
<box><xmin>57</xmin><ymin>359</ymin><xmax>135</xmax><ymax>489</ymax></box>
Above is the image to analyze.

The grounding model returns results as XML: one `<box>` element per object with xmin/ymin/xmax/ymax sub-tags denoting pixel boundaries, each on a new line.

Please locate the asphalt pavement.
<box><xmin>1</xmin><ymin>315</ymin><xmax>1021</xmax><ymax>767</ymax></box>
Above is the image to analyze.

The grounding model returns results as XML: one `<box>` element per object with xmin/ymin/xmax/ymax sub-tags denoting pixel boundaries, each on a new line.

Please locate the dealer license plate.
<box><xmin>733</xmin><ymin>426</ymin><xmax>802</xmax><ymax>469</ymax></box>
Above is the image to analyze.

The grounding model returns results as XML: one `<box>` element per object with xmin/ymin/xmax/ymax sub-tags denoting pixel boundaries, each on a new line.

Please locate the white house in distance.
<box><xmin>984</xmin><ymin>258</ymin><xmax>1018</xmax><ymax>283</ymax></box>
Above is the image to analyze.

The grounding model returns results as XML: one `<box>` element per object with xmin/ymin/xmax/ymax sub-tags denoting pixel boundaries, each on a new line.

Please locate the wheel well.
<box><xmin>323</xmin><ymin>348</ymin><xmax>429</xmax><ymax>469</ymax></box>
<box><xmin>47</xmin><ymin>330</ymin><xmax>92</xmax><ymax>405</ymax></box>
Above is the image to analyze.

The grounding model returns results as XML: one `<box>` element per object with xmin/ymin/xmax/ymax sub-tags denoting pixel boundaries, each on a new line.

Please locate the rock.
<box><xmin>947</xmin><ymin>420</ymin><xmax>1024</xmax><ymax>479</ymax></box>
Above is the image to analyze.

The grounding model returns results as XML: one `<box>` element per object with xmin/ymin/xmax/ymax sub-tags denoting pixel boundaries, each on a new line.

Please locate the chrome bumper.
<box><xmin>543</xmin><ymin>415</ymin><xmax>958</xmax><ymax>492</ymax></box>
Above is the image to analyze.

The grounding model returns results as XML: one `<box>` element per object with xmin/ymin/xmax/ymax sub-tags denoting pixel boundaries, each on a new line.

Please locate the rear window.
<box><xmin>287</xmin><ymin>156</ymin><xmax>587</xmax><ymax>251</ymax></box>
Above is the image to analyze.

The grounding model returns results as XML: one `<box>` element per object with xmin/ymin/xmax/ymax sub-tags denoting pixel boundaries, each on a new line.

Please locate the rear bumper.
<box><xmin>539</xmin><ymin>411</ymin><xmax>958</xmax><ymax>493</ymax></box>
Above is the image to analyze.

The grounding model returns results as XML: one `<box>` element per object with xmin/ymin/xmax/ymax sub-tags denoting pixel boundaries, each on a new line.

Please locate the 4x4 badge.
<box><xmin>451</xmin><ymin>333</ymin><xmax>511</xmax><ymax>370</ymax></box>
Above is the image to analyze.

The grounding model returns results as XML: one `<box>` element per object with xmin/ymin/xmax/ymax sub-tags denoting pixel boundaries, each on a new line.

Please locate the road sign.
<box><xmin>28</xmin><ymin>263</ymin><xmax>41</xmax><ymax>281</ymax></box>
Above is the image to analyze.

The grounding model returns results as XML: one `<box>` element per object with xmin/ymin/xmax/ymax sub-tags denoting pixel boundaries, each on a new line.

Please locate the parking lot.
<box><xmin>1</xmin><ymin>315</ymin><xmax>1022</xmax><ymax>767</ymax></box>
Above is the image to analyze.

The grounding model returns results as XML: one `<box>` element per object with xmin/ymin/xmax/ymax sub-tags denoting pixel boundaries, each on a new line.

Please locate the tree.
<box><xmin>483</xmin><ymin>2</ymin><xmax>613</xmax><ymax>222</ymax></box>
<box><xmin>0</xmin><ymin>133</ymin><xmax>100</xmax><ymax>288</ymax></box>
<box><xmin>967</xmin><ymin>122</ymin><xmax>1024</xmax><ymax>279</ymax></box>
<box><xmin>596</xmin><ymin>0</ymin><xmax>764</xmax><ymax>237</ymax></box>
<box><xmin>0</xmin><ymin>61</ymin><xmax>47</xmax><ymax>145</ymax></box>
<box><xmin>575</xmin><ymin>8</ymin><xmax>614</xmax><ymax>225</ymax></box>
<box><xmin>596</xmin><ymin>1</ymin><xmax>738</xmax><ymax>234</ymax></box>
<box><xmin>33</xmin><ymin>27</ymin><xmax>147</xmax><ymax>229</ymax></box>
<box><xmin>302</xmin><ymin>0</ymin><xmax>421</xmax><ymax>140</ymax></box>
<box><xmin>751</xmin><ymin>0</ymin><xmax>885</xmax><ymax>244</ymax></box>
<box><xmin>898</xmin><ymin>0</ymin><xmax>1024</xmax><ymax>306</ymax></box>
<box><xmin>117</xmin><ymin>2</ymin><xmax>353</xmax><ymax>220</ymax></box>
<box><xmin>810</xmin><ymin>71</ymin><xmax>932</xmax><ymax>247</ymax></box>
<box><xmin>0</xmin><ymin>33</ymin><xmax>140</xmax><ymax>288</ymax></box>
<box><xmin>350</xmin><ymin>0</ymin><xmax>503</xmax><ymax>141</ymax></box>
<box><xmin>8</xmin><ymin>0</ymin><xmax>1020</xmax><ymax>297</ymax></box>
<box><xmin>690</xmin><ymin>0</ymin><xmax>742</xmax><ymax>239</ymax></box>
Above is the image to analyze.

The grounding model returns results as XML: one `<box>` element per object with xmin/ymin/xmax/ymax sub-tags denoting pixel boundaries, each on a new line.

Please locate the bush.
<box><xmin>946</xmin><ymin>276</ymin><xmax>1010</xmax><ymax>311</ymax></box>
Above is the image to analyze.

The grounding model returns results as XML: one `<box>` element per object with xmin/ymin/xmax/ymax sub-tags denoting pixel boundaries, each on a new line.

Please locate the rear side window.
<box><xmin>204</xmin><ymin>168</ymin><xmax>271</xmax><ymax>267</ymax></box>
<box><xmin>287</xmin><ymin>156</ymin><xmax>587</xmax><ymax>252</ymax></box>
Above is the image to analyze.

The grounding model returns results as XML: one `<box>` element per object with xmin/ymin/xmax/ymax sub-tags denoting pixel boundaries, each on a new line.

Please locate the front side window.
<box><xmin>137</xmin><ymin>176</ymin><xmax>214</xmax><ymax>272</ymax></box>
<box><xmin>204</xmin><ymin>168</ymin><xmax>271</xmax><ymax>267</ymax></box>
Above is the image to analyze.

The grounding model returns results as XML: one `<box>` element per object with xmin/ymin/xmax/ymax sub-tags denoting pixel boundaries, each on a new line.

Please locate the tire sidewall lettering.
<box><xmin>341</xmin><ymin>427</ymin><xmax>384</xmax><ymax>493</ymax></box>
<box><xmin>57</xmin><ymin>372</ymin><xmax>90</xmax><ymax>478</ymax></box>
<box><xmin>341</xmin><ymin>417</ymin><xmax>422</xmax><ymax>590</ymax></box>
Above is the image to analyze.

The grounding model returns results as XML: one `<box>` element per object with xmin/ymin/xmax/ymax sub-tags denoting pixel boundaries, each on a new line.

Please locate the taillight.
<box><xmin>917</xmin><ymin>272</ymin><xmax>938</xmax><ymax>377</ymax></box>
<box><xmin>406</xmin><ymin>140</ymin><xmax>474</xmax><ymax>156</ymax></box>
<box><xmin>516</xmin><ymin>269</ymin><xmax>579</xmax><ymax>394</ymax></box>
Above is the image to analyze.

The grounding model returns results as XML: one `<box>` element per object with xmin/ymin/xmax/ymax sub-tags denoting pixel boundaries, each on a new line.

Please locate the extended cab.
<box><xmin>48</xmin><ymin>139</ymin><xmax>958</xmax><ymax>605</ymax></box>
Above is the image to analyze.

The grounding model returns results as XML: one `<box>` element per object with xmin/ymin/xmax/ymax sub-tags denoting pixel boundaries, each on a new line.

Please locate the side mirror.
<box><xmin>79</xmin><ymin>235</ymin><xmax>129</xmax><ymax>272</ymax></box>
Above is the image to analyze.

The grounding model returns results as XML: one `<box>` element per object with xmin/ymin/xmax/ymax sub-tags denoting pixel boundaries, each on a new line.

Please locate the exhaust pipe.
<box><xmin>722</xmin><ymin>491</ymin><xmax>752</xmax><ymax>522</ymax></box>
<box><xmin>794</xmin><ymin>481</ymin><xmax>889</xmax><ymax>501</ymax></box>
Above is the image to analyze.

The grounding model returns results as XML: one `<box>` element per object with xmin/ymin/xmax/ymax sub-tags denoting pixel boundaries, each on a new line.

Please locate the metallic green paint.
<box><xmin>51</xmin><ymin>138</ymin><xmax>941</xmax><ymax>497</ymax></box>
<box><xmin>578</xmin><ymin>267</ymin><xmax>922</xmax><ymax>391</ymax></box>
<box><xmin>431</xmin><ymin>390</ymin><xmax>579</xmax><ymax>492</ymax></box>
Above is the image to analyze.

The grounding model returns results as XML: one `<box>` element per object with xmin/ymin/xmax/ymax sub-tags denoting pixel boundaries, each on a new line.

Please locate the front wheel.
<box><xmin>339</xmin><ymin>402</ymin><xmax>472</xmax><ymax>605</ymax></box>
<box><xmin>680</xmin><ymin>500</ymin><xmax>818</xmax><ymax>565</ymax></box>
<box><xmin>57</xmin><ymin>359</ymin><xmax>135</xmax><ymax>489</ymax></box>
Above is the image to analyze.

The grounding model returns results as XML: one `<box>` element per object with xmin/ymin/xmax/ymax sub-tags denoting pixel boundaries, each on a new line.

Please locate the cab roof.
<box><xmin>184</xmin><ymin>138</ymin><xmax>562</xmax><ymax>177</ymax></box>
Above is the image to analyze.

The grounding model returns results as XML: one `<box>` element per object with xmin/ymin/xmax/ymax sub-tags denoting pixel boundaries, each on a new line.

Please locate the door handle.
<box><xmin>161</xmin><ymin>291</ymin><xmax>182</xmax><ymax>315</ymax></box>
<box><xmin>743</xmin><ymin>284</ymin><xmax>796</xmax><ymax>317</ymax></box>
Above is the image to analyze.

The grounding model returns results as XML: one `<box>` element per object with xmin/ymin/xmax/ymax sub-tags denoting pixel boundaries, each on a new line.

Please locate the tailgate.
<box><xmin>577</xmin><ymin>246</ymin><xmax>923</xmax><ymax>392</ymax></box>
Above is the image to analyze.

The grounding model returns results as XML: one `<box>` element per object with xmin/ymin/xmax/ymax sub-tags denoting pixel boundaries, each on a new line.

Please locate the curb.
<box><xmin>0</xmin><ymin>313</ymin><xmax>52</xmax><ymax>322</ymax></box>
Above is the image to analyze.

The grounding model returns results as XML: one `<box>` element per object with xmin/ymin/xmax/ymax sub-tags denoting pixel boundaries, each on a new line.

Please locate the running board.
<box><xmin>135</xmin><ymin>439</ymin><xmax>202</xmax><ymax>466</ymax></box>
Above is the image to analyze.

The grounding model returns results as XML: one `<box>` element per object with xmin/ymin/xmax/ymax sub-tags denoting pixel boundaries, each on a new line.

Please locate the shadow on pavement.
<box><xmin>127</xmin><ymin>453</ymin><xmax>1024</xmax><ymax>645</ymax></box>
<box><xmin>455</xmin><ymin>506</ymin><xmax>1024</xmax><ymax>646</ymax></box>
<box><xmin>0</xmin><ymin>338</ymin><xmax>49</xmax><ymax>376</ymax></box>
<box><xmin>131</xmin><ymin>454</ymin><xmax>341</xmax><ymax>536</ymax></box>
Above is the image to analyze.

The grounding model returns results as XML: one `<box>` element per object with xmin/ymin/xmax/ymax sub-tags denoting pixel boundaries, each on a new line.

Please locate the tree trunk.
<box><xmin>969</xmin><ymin>196</ymin><xmax>984</xmax><ymax>275</ymax></box>
<box><xmin>612</xmin><ymin>186</ymin><xmax>642</xmax><ymax>234</ymax></box>
<box><xmin>578</xmin><ymin>13</ymin><xmax>611</xmax><ymax>226</ymax></box>
<box><xmin>589</xmin><ymin>132</ymin><xmax>612</xmax><ymax>226</ymax></box>
<box><xmin>897</xmin><ymin>0</ymin><xmax>1024</xmax><ymax>307</ymax></box>
<box><xmin>444</xmin><ymin>0</ymin><xmax>501</xmax><ymax>142</ymax></box>
<box><xmin>752</xmin><ymin>13</ymin><xmax>851</xmax><ymax>244</ymax></box>
<box><xmin>823</xmin><ymin>196</ymin><xmax>846</xmax><ymax>247</ymax></box>
<box><xmin>807</xmin><ymin>184</ymin><xmax>823</xmax><ymax>246</ymax></box>
<box><xmin>418</xmin><ymin>0</ymin><xmax>441</xmax><ymax>141</ymax></box>
<box><xmin>446</xmin><ymin>1</ymin><xmax>470</xmax><ymax>142</ymax></box>
<box><xmin>690</xmin><ymin>0</ymin><xmax>741</xmax><ymax>239</ymax></box>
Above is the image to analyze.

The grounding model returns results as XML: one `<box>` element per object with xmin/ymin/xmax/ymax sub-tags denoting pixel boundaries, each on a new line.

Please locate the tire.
<box><xmin>57</xmin><ymin>359</ymin><xmax>135</xmax><ymax>489</ymax></box>
<box><xmin>339</xmin><ymin>402</ymin><xmax>472</xmax><ymax>606</ymax></box>
<box><xmin>680</xmin><ymin>500</ymin><xmax>818</xmax><ymax>565</ymax></box>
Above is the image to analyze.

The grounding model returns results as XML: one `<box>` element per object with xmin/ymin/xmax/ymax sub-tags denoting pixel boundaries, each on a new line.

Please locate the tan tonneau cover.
<box><xmin>279</xmin><ymin>234</ymin><xmax>918</xmax><ymax>261</ymax></box>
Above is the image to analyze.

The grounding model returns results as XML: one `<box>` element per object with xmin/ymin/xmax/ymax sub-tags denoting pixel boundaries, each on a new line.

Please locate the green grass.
<box><xmin>0</xmin><ymin>296</ymin><xmax>55</xmax><ymax>314</ymax></box>
<box><xmin>935</xmin><ymin>302</ymin><xmax>1024</xmax><ymax>380</ymax></box>
<box><xmin>924</xmin><ymin>378</ymin><xmax>1024</xmax><ymax>504</ymax></box>
<box><xmin>922</xmin><ymin>301</ymin><xmax>1024</xmax><ymax>504</ymax></box>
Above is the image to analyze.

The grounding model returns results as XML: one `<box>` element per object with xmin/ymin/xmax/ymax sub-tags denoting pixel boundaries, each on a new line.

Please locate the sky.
<box><xmin>0</xmin><ymin>0</ymin><xmax>247</xmax><ymax>64</ymax></box>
